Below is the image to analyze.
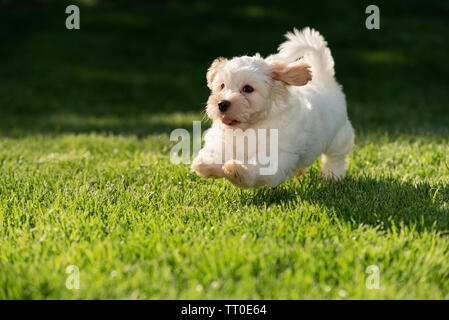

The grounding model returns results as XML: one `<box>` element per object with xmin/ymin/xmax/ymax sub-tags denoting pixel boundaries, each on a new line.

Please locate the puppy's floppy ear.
<box><xmin>207</xmin><ymin>57</ymin><xmax>227</xmax><ymax>89</ymax></box>
<box><xmin>269</xmin><ymin>60</ymin><xmax>312</xmax><ymax>86</ymax></box>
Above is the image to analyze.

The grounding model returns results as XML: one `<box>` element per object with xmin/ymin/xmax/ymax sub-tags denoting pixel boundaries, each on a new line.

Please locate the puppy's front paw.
<box><xmin>191</xmin><ymin>159</ymin><xmax>223</xmax><ymax>179</ymax></box>
<box><xmin>222</xmin><ymin>160</ymin><xmax>252</xmax><ymax>187</ymax></box>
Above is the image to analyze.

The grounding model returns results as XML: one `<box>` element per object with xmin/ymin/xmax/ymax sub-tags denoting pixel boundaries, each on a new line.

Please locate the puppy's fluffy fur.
<box><xmin>192</xmin><ymin>28</ymin><xmax>355</xmax><ymax>188</ymax></box>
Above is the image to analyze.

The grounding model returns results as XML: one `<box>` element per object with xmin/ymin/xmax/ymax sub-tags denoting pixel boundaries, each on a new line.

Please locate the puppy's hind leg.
<box><xmin>321</xmin><ymin>121</ymin><xmax>355</xmax><ymax>180</ymax></box>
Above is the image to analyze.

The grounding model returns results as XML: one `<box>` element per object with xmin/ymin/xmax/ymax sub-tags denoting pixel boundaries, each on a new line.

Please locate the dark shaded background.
<box><xmin>0</xmin><ymin>0</ymin><xmax>448</xmax><ymax>136</ymax></box>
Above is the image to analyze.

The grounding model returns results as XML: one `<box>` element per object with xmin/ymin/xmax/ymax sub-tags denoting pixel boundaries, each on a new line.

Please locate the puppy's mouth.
<box><xmin>221</xmin><ymin>117</ymin><xmax>240</xmax><ymax>126</ymax></box>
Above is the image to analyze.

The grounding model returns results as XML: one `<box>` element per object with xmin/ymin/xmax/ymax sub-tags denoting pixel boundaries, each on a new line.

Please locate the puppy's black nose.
<box><xmin>218</xmin><ymin>100</ymin><xmax>231</xmax><ymax>113</ymax></box>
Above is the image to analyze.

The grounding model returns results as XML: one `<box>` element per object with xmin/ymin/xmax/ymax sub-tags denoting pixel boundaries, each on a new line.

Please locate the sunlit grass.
<box><xmin>0</xmin><ymin>0</ymin><xmax>448</xmax><ymax>299</ymax></box>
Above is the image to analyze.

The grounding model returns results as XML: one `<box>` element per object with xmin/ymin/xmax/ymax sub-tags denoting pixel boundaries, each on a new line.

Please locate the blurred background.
<box><xmin>0</xmin><ymin>0</ymin><xmax>448</xmax><ymax>137</ymax></box>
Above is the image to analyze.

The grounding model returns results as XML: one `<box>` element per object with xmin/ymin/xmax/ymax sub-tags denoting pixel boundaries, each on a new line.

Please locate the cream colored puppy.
<box><xmin>192</xmin><ymin>27</ymin><xmax>354</xmax><ymax>188</ymax></box>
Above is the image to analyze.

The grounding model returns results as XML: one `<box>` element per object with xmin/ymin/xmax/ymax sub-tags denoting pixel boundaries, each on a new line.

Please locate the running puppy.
<box><xmin>192</xmin><ymin>28</ymin><xmax>355</xmax><ymax>188</ymax></box>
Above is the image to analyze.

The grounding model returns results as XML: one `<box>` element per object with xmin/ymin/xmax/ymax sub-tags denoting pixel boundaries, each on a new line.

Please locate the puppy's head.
<box><xmin>205</xmin><ymin>54</ymin><xmax>311</xmax><ymax>128</ymax></box>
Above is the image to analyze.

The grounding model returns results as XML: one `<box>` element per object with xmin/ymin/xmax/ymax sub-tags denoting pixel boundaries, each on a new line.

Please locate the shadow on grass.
<box><xmin>239</xmin><ymin>174</ymin><xmax>449</xmax><ymax>232</ymax></box>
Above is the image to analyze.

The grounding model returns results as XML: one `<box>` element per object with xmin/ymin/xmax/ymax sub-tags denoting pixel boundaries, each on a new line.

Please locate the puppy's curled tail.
<box><xmin>277</xmin><ymin>27</ymin><xmax>335</xmax><ymax>82</ymax></box>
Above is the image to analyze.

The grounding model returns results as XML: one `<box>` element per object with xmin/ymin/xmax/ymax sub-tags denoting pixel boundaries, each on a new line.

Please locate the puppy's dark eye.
<box><xmin>242</xmin><ymin>85</ymin><xmax>254</xmax><ymax>93</ymax></box>
<box><xmin>220</xmin><ymin>83</ymin><xmax>225</xmax><ymax>90</ymax></box>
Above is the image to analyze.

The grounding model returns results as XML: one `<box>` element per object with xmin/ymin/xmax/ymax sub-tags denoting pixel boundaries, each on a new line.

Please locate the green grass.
<box><xmin>0</xmin><ymin>0</ymin><xmax>448</xmax><ymax>299</ymax></box>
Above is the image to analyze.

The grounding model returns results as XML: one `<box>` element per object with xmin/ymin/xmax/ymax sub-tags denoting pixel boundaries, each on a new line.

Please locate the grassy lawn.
<box><xmin>0</xmin><ymin>0</ymin><xmax>448</xmax><ymax>299</ymax></box>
